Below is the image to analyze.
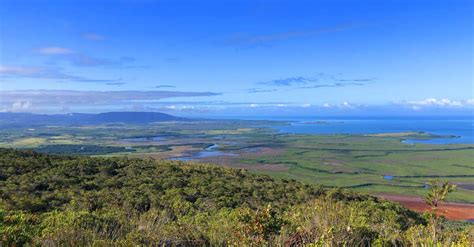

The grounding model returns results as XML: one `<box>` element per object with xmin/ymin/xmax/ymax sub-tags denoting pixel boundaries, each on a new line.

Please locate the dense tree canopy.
<box><xmin>0</xmin><ymin>148</ymin><xmax>471</xmax><ymax>246</ymax></box>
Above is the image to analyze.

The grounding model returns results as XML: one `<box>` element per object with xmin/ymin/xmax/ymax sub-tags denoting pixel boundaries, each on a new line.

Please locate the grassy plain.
<box><xmin>0</xmin><ymin>120</ymin><xmax>472</xmax><ymax>203</ymax></box>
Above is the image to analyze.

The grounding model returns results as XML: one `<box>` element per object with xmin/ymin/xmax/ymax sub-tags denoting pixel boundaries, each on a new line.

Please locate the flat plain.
<box><xmin>1</xmin><ymin>120</ymin><xmax>473</xmax><ymax>204</ymax></box>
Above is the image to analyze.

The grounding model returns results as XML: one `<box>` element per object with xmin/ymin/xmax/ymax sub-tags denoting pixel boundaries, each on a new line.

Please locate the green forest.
<box><xmin>1</xmin><ymin>148</ymin><xmax>472</xmax><ymax>246</ymax></box>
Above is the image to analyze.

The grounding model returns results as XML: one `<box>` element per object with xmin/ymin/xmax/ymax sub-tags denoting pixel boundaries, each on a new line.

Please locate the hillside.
<box><xmin>0</xmin><ymin>148</ymin><xmax>471</xmax><ymax>245</ymax></box>
<box><xmin>0</xmin><ymin>112</ymin><xmax>185</xmax><ymax>126</ymax></box>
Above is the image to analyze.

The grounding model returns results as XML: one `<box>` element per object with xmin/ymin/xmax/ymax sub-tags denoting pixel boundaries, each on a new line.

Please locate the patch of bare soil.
<box><xmin>377</xmin><ymin>194</ymin><xmax>474</xmax><ymax>221</ymax></box>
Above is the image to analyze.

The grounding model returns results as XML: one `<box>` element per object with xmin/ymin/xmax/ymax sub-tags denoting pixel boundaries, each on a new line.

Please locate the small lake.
<box><xmin>119</xmin><ymin>136</ymin><xmax>167</xmax><ymax>144</ymax></box>
<box><xmin>171</xmin><ymin>144</ymin><xmax>237</xmax><ymax>161</ymax></box>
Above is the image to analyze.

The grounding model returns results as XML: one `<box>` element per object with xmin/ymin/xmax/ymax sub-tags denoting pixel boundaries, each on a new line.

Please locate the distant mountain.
<box><xmin>0</xmin><ymin>112</ymin><xmax>185</xmax><ymax>126</ymax></box>
<box><xmin>90</xmin><ymin>112</ymin><xmax>184</xmax><ymax>123</ymax></box>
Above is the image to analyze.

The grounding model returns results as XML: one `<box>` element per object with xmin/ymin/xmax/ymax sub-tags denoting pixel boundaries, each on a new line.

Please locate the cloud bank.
<box><xmin>155</xmin><ymin>85</ymin><xmax>176</xmax><ymax>88</ymax></box>
<box><xmin>0</xmin><ymin>88</ymin><xmax>471</xmax><ymax>117</ymax></box>
<box><xmin>0</xmin><ymin>65</ymin><xmax>119</xmax><ymax>83</ymax></box>
<box><xmin>225</xmin><ymin>25</ymin><xmax>353</xmax><ymax>47</ymax></box>
<box><xmin>0</xmin><ymin>90</ymin><xmax>221</xmax><ymax>112</ymax></box>
<box><xmin>258</xmin><ymin>76</ymin><xmax>316</xmax><ymax>87</ymax></box>
<box><xmin>36</xmin><ymin>47</ymin><xmax>74</xmax><ymax>55</ymax></box>
<box><xmin>400</xmin><ymin>98</ymin><xmax>474</xmax><ymax>110</ymax></box>
<box><xmin>35</xmin><ymin>46</ymin><xmax>135</xmax><ymax>67</ymax></box>
<box><xmin>258</xmin><ymin>74</ymin><xmax>376</xmax><ymax>89</ymax></box>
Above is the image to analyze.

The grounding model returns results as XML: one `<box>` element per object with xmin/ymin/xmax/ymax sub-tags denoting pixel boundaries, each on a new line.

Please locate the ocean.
<box><xmin>226</xmin><ymin>116</ymin><xmax>474</xmax><ymax>144</ymax></box>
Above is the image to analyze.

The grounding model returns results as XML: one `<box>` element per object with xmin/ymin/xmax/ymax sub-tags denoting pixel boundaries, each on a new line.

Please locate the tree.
<box><xmin>424</xmin><ymin>179</ymin><xmax>456</xmax><ymax>241</ymax></box>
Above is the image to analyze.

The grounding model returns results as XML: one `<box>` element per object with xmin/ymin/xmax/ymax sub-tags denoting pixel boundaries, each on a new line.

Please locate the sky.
<box><xmin>0</xmin><ymin>0</ymin><xmax>473</xmax><ymax>116</ymax></box>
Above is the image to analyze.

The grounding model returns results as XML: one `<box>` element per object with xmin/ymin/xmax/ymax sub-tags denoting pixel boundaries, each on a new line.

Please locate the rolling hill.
<box><xmin>0</xmin><ymin>148</ymin><xmax>471</xmax><ymax>246</ymax></box>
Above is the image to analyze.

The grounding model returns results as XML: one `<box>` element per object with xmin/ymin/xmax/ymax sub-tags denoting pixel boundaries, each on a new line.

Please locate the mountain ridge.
<box><xmin>0</xmin><ymin>111</ymin><xmax>185</xmax><ymax>126</ymax></box>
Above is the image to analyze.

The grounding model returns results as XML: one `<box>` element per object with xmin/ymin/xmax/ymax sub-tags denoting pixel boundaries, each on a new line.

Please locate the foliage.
<box><xmin>0</xmin><ymin>208</ymin><xmax>39</xmax><ymax>246</ymax></box>
<box><xmin>0</xmin><ymin>148</ymin><xmax>472</xmax><ymax>246</ymax></box>
<box><xmin>2</xmin><ymin>121</ymin><xmax>473</xmax><ymax>203</ymax></box>
<box><xmin>32</xmin><ymin>144</ymin><xmax>133</xmax><ymax>155</ymax></box>
<box><xmin>424</xmin><ymin>179</ymin><xmax>459</xmax><ymax>243</ymax></box>
<box><xmin>425</xmin><ymin>179</ymin><xmax>457</xmax><ymax>209</ymax></box>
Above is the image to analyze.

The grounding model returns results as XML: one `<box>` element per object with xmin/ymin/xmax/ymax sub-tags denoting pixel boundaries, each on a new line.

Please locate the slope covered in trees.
<box><xmin>0</xmin><ymin>148</ymin><xmax>471</xmax><ymax>245</ymax></box>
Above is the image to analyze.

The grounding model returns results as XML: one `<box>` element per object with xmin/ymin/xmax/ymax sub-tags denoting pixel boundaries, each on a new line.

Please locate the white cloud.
<box><xmin>0</xmin><ymin>100</ymin><xmax>33</xmax><ymax>112</ymax></box>
<box><xmin>0</xmin><ymin>65</ymin><xmax>41</xmax><ymax>75</ymax></box>
<box><xmin>301</xmin><ymin>103</ymin><xmax>311</xmax><ymax>108</ymax></box>
<box><xmin>249</xmin><ymin>104</ymin><xmax>259</xmax><ymax>108</ymax></box>
<box><xmin>154</xmin><ymin>105</ymin><xmax>200</xmax><ymax>112</ymax></box>
<box><xmin>165</xmin><ymin>105</ymin><xmax>195</xmax><ymax>110</ymax></box>
<box><xmin>0</xmin><ymin>90</ymin><xmax>220</xmax><ymax>106</ymax></box>
<box><xmin>0</xmin><ymin>65</ymin><xmax>119</xmax><ymax>82</ymax></box>
<box><xmin>34</xmin><ymin>46</ymin><xmax>132</xmax><ymax>67</ymax></box>
<box><xmin>411</xmin><ymin>105</ymin><xmax>422</xmax><ymax>111</ymax></box>
<box><xmin>404</xmin><ymin>98</ymin><xmax>474</xmax><ymax>109</ymax></box>
<box><xmin>341</xmin><ymin>101</ymin><xmax>355</xmax><ymax>108</ymax></box>
<box><xmin>35</xmin><ymin>47</ymin><xmax>74</xmax><ymax>55</ymax></box>
<box><xmin>11</xmin><ymin>100</ymin><xmax>32</xmax><ymax>111</ymax></box>
<box><xmin>318</xmin><ymin>102</ymin><xmax>357</xmax><ymax>109</ymax></box>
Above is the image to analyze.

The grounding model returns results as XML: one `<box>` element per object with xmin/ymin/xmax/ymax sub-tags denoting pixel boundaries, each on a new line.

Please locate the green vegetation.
<box><xmin>424</xmin><ymin>179</ymin><xmax>458</xmax><ymax>241</ymax></box>
<box><xmin>1</xmin><ymin>120</ymin><xmax>473</xmax><ymax>203</ymax></box>
<box><xmin>32</xmin><ymin>144</ymin><xmax>133</xmax><ymax>155</ymax></box>
<box><xmin>1</xmin><ymin>149</ymin><xmax>472</xmax><ymax>245</ymax></box>
<box><xmin>239</xmin><ymin>134</ymin><xmax>474</xmax><ymax>203</ymax></box>
<box><xmin>365</xmin><ymin>131</ymin><xmax>453</xmax><ymax>139</ymax></box>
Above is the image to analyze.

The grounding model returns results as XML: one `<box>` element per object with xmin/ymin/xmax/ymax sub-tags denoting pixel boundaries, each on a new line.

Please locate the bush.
<box><xmin>1</xmin><ymin>148</ymin><xmax>472</xmax><ymax>246</ymax></box>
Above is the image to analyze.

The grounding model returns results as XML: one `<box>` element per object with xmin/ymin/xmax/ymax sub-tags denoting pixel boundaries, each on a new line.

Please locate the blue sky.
<box><xmin>0</xmin><ymin>0</ymin><xmax>472</xmax><ymax>116</ymax></box>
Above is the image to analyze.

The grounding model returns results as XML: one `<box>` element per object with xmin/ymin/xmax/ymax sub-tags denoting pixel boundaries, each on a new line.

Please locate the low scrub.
<box><xmin>1</xmin><ymin>148</ymin><xmax>472</xmax><ymax>246</ymax></box>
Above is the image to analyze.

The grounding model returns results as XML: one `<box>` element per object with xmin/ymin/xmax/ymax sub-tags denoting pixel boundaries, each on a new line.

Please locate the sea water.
<box><xmin>231</xmin><ymin>116</ymin><xmax>474</xmax><ymax>144</ymax></box>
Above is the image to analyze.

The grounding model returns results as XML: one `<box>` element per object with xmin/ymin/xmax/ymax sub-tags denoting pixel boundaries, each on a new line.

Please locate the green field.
<box><xmin>1</xmin><ymin>120</ymin><xmax>473</xmax><ymax>203</ymax></box>
<box><xmin>238</xmin><ymin>134</ymin><xmax>474</xmax><ymax>203</ymax></box>
<box><xmin>2</xmin><ymin>148</ymin><xmax>470</xmax><ymax>245</ymax></box>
